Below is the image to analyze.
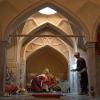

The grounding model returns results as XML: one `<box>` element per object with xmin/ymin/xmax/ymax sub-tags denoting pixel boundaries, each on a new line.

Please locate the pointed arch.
<box><xmin>5</xmin><ymin>1</ymin><xmax>89</xmax><ymax>41</ymax></box>
<box><xmin>26</xmin><ymin>45</ymin><xmax>68</xmax><ymax>80</ymax></box>
<box><xmin>22</xmin><ymin>22</ymin><xmax>74</xmax><ymax>48</ymax></box>
<box><xmin>92</xmin><ymin>16</ymin><xmax>100</xmax><ymax>41</ymax></box>
<box><xmin>27</xmin><ymin>45</ymin><xmax>68</xmax><ymax>63</ymax></box>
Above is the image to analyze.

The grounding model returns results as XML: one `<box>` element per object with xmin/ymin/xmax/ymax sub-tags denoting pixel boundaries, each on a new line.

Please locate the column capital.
<box><xmin>0</xmin><ymin>41</ymin><xmax>9</xmax><ymax>47</ymax></box>
<box><xmin>85</xmin><ymin>42</ymin><xmax>96</xmax><ymax>48</ymax></box>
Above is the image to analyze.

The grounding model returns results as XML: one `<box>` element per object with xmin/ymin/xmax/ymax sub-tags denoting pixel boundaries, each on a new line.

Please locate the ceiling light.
<box><xmin>39</xmin><ymin>7</ymin><xmax>57</xmax><ymax>15</ymax></box>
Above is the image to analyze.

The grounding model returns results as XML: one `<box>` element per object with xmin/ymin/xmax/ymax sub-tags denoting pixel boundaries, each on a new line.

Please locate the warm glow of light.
<box><xmin>39</xmin><ymin>7</ymin><xmax>57</xmax><ymax>15</ymax></box>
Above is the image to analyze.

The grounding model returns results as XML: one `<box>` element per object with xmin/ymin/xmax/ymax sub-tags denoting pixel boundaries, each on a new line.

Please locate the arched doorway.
<box><xmin>6</xmin><ymin>2</ymin><xmax>87</xmax><ymax>95</ymax></box>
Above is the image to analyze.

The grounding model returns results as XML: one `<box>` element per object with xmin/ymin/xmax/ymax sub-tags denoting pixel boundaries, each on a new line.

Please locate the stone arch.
<box><xmin>92</xmin><ymin>16</ymin><xmax>100</xmax><ymax>42</ymax></box>
<box><xmin>4</xmin><ymin>1</ymin><xmax>89</xmax><ymax>41</ymax></box>
<box><xmin>95</xmin><ymin>22</ymin><xmax>100</xmax><ymax>55</ymax></box>
<box><xmin>26</xmin><ymin>45</ymin><xmax>69</xmax><ymax>80</ymax></box>
<box><xmin>22</xmin><ymin>22</ymin><xmax>74</xmax><ymax>48</ymax></box>
<box><xmin>5</xmin><ymin>1</ymin><xmax>89</xmax><ymax>90</ymax></box>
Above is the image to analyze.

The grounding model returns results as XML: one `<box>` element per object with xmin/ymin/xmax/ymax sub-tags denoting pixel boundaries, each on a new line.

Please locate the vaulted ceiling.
<box><xmin>0</xmin><ymin>0</ymin><xmax>100</xmax><ymax>41</ymax></box>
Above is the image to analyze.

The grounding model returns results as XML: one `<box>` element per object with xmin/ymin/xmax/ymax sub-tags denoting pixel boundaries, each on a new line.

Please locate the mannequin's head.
<box><xmin>74</xmin><ymin>52</ymin><xmax>80</xmax><ymax>59</ymax></box>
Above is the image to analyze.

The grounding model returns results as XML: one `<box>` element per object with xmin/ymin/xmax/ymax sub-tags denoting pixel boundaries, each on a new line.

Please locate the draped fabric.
<box><xmin>31</xmin><ymin>75</ymin><xmax>43</xmax><ymax>92</ymax></box>
<box><xmin>30</xmin><ymin>74</ymin><xmax>57</xmax><ymax>92</ymax></box>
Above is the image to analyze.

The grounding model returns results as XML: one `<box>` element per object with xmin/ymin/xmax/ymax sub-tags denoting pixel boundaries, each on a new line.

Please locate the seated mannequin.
<box><xmin>40</xmin><ymin>68</ymin><xmax>56</xmax><ymax>92</ymax></box>
<box><xmin>30</xmin><ymin>74</ymin><xmax>44</xmax><ymax>92</ymax></box>
<box><xmin>30</xmin><ymin>68</ymin><xmax>58</xmax><ymax>92</ymax></box>
<box><xmin>5</xmin><ymin>82</ymin><xmax>18</xmax><ymax>96</ymax></box>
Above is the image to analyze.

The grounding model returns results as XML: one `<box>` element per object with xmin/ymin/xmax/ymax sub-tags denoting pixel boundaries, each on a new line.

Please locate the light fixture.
<box><xmin>39</xmin><ymin>7</ymin><xmax>57</xmax><ymax>15</ymax></box>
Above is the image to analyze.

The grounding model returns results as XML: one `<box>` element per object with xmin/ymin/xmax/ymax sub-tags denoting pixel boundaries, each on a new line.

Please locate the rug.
<box><xmin>31</xmin><ymin>92</ymin><xmax>63</xmax><ymax>98</ymax></box>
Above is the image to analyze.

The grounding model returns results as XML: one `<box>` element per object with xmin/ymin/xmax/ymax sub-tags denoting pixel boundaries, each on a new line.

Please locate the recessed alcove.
<box><xmin>26</xmin><ymin>46</ymin><xmax>68</xmax><ymax>82</ymax></box>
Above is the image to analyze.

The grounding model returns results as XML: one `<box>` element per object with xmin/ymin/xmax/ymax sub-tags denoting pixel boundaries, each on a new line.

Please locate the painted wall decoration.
<box><xmin>5</xmin><ymin>64</ymin><xmax>17</xmax><ymax>85</ymax></box>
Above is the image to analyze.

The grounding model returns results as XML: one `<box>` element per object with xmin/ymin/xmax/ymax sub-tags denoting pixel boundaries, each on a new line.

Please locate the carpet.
<box><xmin>31</xmin><ymin>92</ymin><xmax>63</xmax><ymax>98</ymax></box>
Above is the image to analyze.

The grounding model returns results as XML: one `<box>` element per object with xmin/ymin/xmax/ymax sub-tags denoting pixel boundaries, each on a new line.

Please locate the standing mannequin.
<box><xmin>72</xmin><ymin>52</ymin><xmax>88</xmax><ymax>95</ymax></box>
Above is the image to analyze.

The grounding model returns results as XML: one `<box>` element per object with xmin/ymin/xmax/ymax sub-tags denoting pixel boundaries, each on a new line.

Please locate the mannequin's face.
<box><xmin>74</xmin><ymin>55</ymin><xmax>79</xmax><ymax>59</ymax></box>
<box><xmin>44</xmin><ymin>68</ymin><xmax>49</xmax><ymax>74</ymax></box>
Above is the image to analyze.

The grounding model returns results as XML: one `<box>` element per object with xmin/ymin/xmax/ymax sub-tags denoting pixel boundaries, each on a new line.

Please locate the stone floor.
<box><xmin>0</xmin><ymin>93</ymin><xmax>100</xmax><ymax>100</ymax></box>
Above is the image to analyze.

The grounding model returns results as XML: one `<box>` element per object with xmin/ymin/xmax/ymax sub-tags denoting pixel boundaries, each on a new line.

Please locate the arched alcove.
<box><xmin>5</xmin><ymin>1</ymin><xmax>88</xmax><ymax>92</ymax></box>
<box><xmin>26</xmin><ymin>45</ymin><xmax>68</xmax><ymax>84</ymax></box>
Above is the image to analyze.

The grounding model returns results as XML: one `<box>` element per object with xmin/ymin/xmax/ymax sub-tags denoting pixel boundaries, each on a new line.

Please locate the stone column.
<box><xmin>0</xmin><ymin>41</ymin><xmax>8</xmax><ymax>96</ymax></box>
<box><xmin>19</xmin><ymin>58</ymin><xmax>26</xmax><ymax>89</ymax></box>
<box><xmin>86</xmin><ymin>42</ymin><xmax>97</xmax><ymax>94</ymax></box>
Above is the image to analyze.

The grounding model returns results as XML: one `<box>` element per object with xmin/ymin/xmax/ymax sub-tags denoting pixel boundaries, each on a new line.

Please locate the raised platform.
<box><xmin>0</xmin><ymin>92</ymin><xmax>63</xmax><ymax>100</ymax></box>
<box><xmin>0</xmin><ymin>93</ymin><xmax>99</xmax><ymax>100</ymax></box>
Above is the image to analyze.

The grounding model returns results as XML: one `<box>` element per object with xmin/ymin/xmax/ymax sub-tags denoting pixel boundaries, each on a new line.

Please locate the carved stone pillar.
<box><xmin>0</xmin><ymin>41</ymin><xmax>8</xmax><ymax>95</ymax></box>
<box><xmin>19</xmin><ymin>58</ymin><xmax>26</xmax><ymax>89</ymax></box>
<box><xmin>86</xmin><ymin>42</ymin><xmax>97</xmax><ymax>94</ymax></box>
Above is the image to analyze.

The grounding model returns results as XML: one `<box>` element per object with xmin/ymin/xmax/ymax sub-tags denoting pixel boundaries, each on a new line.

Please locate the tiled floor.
<box><xmin>0</xmin><ymin>93</ymin><xmax>100</xmax><ymax>100</ymax></box>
